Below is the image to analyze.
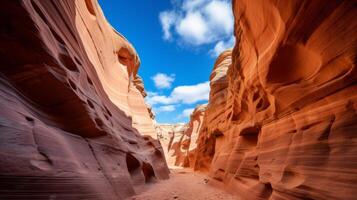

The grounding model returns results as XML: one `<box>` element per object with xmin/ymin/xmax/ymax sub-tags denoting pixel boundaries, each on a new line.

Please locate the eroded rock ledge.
<box><xmin>0</xmin><ymin>0</ymin><xmax>168</xmax><ymax>199</ymax></box>
<box><xmin>162</xmin><ymin>1</ymin><xmax>357</xmax><ymax>199</ymax></box>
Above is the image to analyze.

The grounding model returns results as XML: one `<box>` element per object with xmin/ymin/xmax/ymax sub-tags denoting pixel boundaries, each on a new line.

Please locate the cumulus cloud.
<box><xmin>204</xmin><ymin>0</ymin><xmax>233</xmax><ymax>35</ymax></box>
<box><xmin>146</xmin><ymin>94</ymin><xmax>173</xmax><ymax>105</ymax></box>
<box><xmin>159</xmin><ymin>0</ymin><xmax>234</xmax><ymax>47</ymax></box>
<box><xmin>151</xmin><ymin>73</ymin><xmax>175</xmax><ymax>89</ymax></box>
<box><xmin>176</xmin><ymin>12</ymin><xmax>209</xmax><ymax>45</ymax></box>
<box><xmin>210</xmin><ymin>36</ymin><xmax>235</xmax><ymax>57</ymax></box>
<box><xmin>159</xmin><ymin>11</ymin><xmax>177</xmax><ymax>40</ymax></box>
<box><xmin>146</xmin><ymin>81</ymin><xmax>210</xmax><ymax>105</ymax></box>
<box><xmin>155</xmin><ymin>105</ymin><xmax>176</xmax><ymax>113</ymax></box>
<box><xmin>182</xmin><ymin>0</ymin><xmax>206</xmax><ymax>11</ymax></box>
<box><xmin>171</xmin><ymin>82</ymin><xmax>210</xmax><ymax>104</ymax></box>
<box><xmin>177</xmin><ymin>108</ymin><xmax>195</xmax><ymax>119</ymax></box>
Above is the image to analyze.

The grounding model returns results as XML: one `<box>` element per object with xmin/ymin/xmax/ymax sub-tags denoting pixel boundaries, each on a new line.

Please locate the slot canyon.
<box><xmin>0</xmin><ymin>0</ymin><xmax>356</xmax><ymax>200</ymax></box>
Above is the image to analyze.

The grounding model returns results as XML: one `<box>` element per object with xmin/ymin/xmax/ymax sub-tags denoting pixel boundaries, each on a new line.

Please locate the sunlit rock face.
<box><xmin>194</xmin><ymin>50</ymin><xmax>232</xmax><ymax>172</ymax></box>
<box><xmin>156</xmin><ymin>123</ymin><xmax>188</xmax><ymax>167</ymax></box>
<box><xmin>156</xmin><ymin>105</ymin><xmax>206</xmax><ymax>168</ymax></box>
<box><xmin>181</xmin><ymin>105</ymin><xmax>206</xmax><ymax>167</ymax></box>
<box><xmin>159</xmin><ymin>51</ymin><xmax>231</xmax><ymax>171</ymax></box>
<box><xmin>194</xmin><ymin>0</ymin><xmax>357</xmax><ymax>199</ymax></box>
<box><xmin>0</xmin><ymin>0</ymin><xmax>168</xmax><ymax>199</ymax></box>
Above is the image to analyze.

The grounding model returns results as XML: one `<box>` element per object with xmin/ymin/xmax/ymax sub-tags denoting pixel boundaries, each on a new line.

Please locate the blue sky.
<box><xmin>98</xmin><ymin>0</ymin><xmax>234</xmax><ymax>123</ymax></box>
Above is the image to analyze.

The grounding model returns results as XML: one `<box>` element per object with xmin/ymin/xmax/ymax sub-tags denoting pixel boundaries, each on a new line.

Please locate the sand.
<box><xmin>128</xmin><ymin>168</ymin><xmax>239</xmax><ymax>200</ymax></box>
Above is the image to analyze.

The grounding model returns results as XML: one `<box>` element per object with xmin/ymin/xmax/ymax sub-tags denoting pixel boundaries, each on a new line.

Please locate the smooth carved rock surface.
<box><xmin>158</xmin><ymin>50</ymin><xmax>231</xmax><ymax>171</ymax></box>
<box><xmin>194</xmin><ymin>50</ymin><xmax>232</xmax><ymax>172</ymax></box>
<box><xmin>157</xmin><ymin>51</ymin><xmax>231</xmax><ymax>170</ymax></box>
<box><xmin>157</xmin><ymin>105</ymin><xmax>206</xmax><ymax>168</ymax></box>
<box><xmin>0</xmin><ymin>0</ymin><xmax>168</xmax><ymax>199</ymax></box>
<box><xmin>156</xmin><ymin>123</ymin><xmax>188</xmax><ymax>166</ymax></box>
<box><xmin>183</xmin><ymin>105</ymin><xmax>207</xmax><ymax>168</ymax></box>
<box><xmin>193</xmin><ymin>0</ymin><xmax>357</xmax><ymax>199</ymax></box>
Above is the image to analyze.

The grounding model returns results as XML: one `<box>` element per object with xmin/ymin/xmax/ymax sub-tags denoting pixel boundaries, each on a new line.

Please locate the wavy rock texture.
<box><xmin>194</xmin><ymin>50</ymin><xmax>232</xmax><ymax>172</ymax></box>
<box><xmin>193</xmin><ymin>0</ymin><xmax>357</xmax><ymax>199</ymax></box>
<box><xmin>157</xmin><ymin>50</ymin><xmax>231</xmax><ymax>170</ymax></box>
<box><xmin>0</xmin><ymin>0</ymin><xmax>168</xmax><ymax>199</ymax></box>
<box><xmin>156</xmin><ymin>123</ymin><xmax>188</xmax><ymax>166</ymax></box>
<box><xmin>183</xmin><ymin>105</ymin><xmax>207</xmax><ymax>167</ymax></box>
<box><xmin>156</xmin><ymin>105</ymin><xmax>206</xmax><ymax>167</ymax></box>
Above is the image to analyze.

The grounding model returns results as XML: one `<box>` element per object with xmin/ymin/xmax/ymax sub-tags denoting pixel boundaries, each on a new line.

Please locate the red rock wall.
<box><xmin>194</xmin><ymin>50</ymin><xmax>232</xmax><ymax>172</ymax></box>
<box><xmin>194</xmin><ymin>0</ymin><xmax>357</xmax><ymax>199</ymax></box>
<box><xmin>0</xmin><ymin>0</ymin><xmax>168</xmax><ymax>199</ymax></box>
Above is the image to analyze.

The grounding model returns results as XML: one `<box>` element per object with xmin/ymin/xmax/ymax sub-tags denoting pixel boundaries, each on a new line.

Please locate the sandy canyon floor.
<box><xmin>128</xmin><ymin>168</ymin><xmax>238</xmax><ymax>200</ymax></box>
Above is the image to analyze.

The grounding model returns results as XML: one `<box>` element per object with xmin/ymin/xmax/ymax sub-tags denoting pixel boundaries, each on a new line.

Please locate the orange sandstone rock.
<box><xmin>158</xmin><ymin>50</ymin><xmax>231</xmax><ymax>171</ymax></box>
<box><xmin>193</xmin><ymin>1</ymin><xmax>357</xmax><ymax>199</ymax></box>
<box><xmin>156</xmin><ymin>123</ymin><xmax>188</xmax><ymax>166</ymax></box>
<box><xmin>181</xmin><ymin>104</ymin><xmax>206</xmax><ymax>167</ymax></box>
<box><xmin>194</xmin><ymin>50</ymin><xmax>232</xmax><ymax>172</ymax></box>
<box><xmin>157</xmin><ymin>105</ymin><xmax>206</xmax><ymax>168</ymax></box>
<box><xmin>0</xmin><ymin>0</ymin><xmax>168</xmax><ymax>199</ymax></box>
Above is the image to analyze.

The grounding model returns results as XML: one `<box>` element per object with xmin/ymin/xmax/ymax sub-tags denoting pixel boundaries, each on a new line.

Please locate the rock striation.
<box><xmin>156</xmin><ymin>123</ymin><xmax>188</xmax><ymax>167</ymax></box>
<box><xmin>193</xmin><ymin>0</ymin><xmax>357</xmax><ymax>199</ymax></box>
<box><xmin>194</xmin><ymin>50</ymin><xmax>232</xmax><ymax>172</ymax></box>
<box><xmin>158</xmin><ymin>51</ymin><xmax>231</xmax><ymax>171</ymax></box>
<box><xmin>0</xmin><ymin>0</ymin><xmax>168</xmax><ymax>199</ymax></box>
<box><xmin>183</xmin><ymin>105</ymin><xmax>207</xmax><ymax>168</ymax></box>
<box><xmin>156</xmin><ymin>105</ymin><xmax>206</xmax><ymax>168</ymax></box>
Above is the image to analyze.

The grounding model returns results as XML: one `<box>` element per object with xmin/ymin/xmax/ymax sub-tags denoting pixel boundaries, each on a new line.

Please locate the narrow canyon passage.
<box><xmin>129</xmin><ymin>168</ymin><xmax>237</xmax><ymax>200</ymax></box>
<box><xmin>0</xmin><ymin>0</ymin><xmax>356</xmax><ymax>200</ymax></box>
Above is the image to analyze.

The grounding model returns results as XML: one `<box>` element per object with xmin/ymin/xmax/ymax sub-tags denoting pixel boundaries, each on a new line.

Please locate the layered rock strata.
<box><xmin>194</xmin><ymin>1</ymin><xmax>357</xmax><ymax>199</ymax></box>
<box><xmin>0</xmin><ymin>0</ymin><xmax>168</xmax><ymax>199</ymax></box>
<box><xmin>156</xmin><ymin>123</ymin><xmax>188</xmax><ymax>166</ymax></box>
<box><xmin>194</xmin><ymin>50</ymin><xmax>232</xmax><ymax>172</ymax></box>
<box><xmin>156</xmin><ymin>50</ymin><xmax>231</xmax><ymax>170</ymax></box>
<box><xmin>156</xmin><ymin>105</ymin><xmax>206</xmax><ymax>168</ymax></box>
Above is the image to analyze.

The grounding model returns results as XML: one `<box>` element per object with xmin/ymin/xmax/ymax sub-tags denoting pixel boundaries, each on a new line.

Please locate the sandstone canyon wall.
<box><xmin>156</xmin><ymin>123</ymin><xmax>188</xmax><ymax>166</ymax></box>
<box><xmin>156</xmin><ymin>50</ymin><xmax>232</xmax><ymax>171</ymax></box>
<box><xmin>156</xmin><ymin>105</ymin><xmax>206</xmax><ymax>168</ymax></box>
<box><xmin>194</xmin><ymin>50</ymin><xmax>232</xmax><ymax>172</ymax></box>
<box><xmin>0</xmin><ymin>0</ymin><xmax>168</xmax><ymax>199</ymax></box>
<box><xmin>183</xmin><ymin>104</ymin><xmax>207</xmax><ymax>168</ymax></box>
<box><xmin>193</xmin><ymin>0</ymin><xmax>357</xmax><ymax>199</ymax></box>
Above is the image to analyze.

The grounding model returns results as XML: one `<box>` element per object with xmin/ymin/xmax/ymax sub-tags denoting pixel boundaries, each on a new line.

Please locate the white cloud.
<box><xmin>176</xmin><ymin>12</ymin><xmax>209</xmax><ymax>45</ymax></box>
<box><xmin>210</xmin><ymin>36</ymin><xmax>235</xmax><ymax>57</ymax></box>
<box><xmin>177</xmin><ymin>108</ymin><xmax>195</xmax><ymax>119</ymax></box>
<box><xmin>151</xmin><ymin>73</ymin><xmax>175</xmax><ymax>89</ymax></box>
<box><xmin>204</xmin><ymin>1</ymin><xmax>233</xmax><ymax>35</ymax></box>
<box><xmin>146</xmin><ymin>94</ymin><xmax>173</xmax><ymax>105</ymax></box>
<box><xmin>182</xmin><ymin>108</ymin><xmax>194</xmax><ymax>117</ymax></box>
<box><xmin>147</xmin><ymin>91</ymin><xmax>158</xmax><ymax>96</ymax></box>
<box><xmin>182</xmin><ymin>0</ymin><xmax>207</xmax><ymax>11</ymax></box>
<box><xmin>171</xmin><ymin>82</ymin><xmax>210</xmax><ymax>104</ymax></box>
<box><xmin>159</xmin><ymin>11</ymin><xmax>177</xmax><ymax>40</ymax></box>
<box><xmin>146</xmin><ymin>81</ymin><xmax>210</xmax><ymax>105</ymax></box>
<box><xmin>155</xmin><ymin>105</ymin><xmax>176</xmax><ymax>113</ymax></box>
<box><xmin>159</xmin><ymin>0</ymin><xmax>233</xmax><ymax>47</ymax></box>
